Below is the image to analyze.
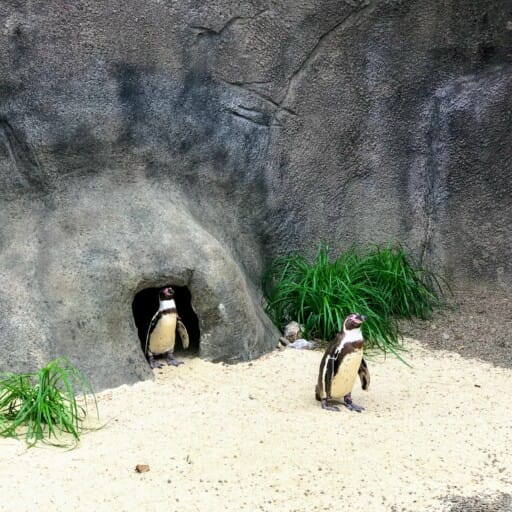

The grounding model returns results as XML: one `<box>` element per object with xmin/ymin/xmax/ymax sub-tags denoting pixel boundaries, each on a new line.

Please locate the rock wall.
<box><xmin>0</xmin><ymin>0</ymin><xmax>510</xmax><ymax>388</ymax></box>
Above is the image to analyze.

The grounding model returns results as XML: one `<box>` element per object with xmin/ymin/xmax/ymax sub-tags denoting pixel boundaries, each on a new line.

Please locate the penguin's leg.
<box><xmin>165</xmin><ymin>351</ymin><xmax>184</xmax><ymax>367</ymax></box>
<box><xmin>321</xmin><ymin>398</ymin><xmax>341</xmax><ymax>412</ymax></box>
<box><xmin>343</xmin><ymin>393</ymin><xmax>364</xmax><ymax>412</ymax></box>
<box><xmin>316</xmin><ymin>369</ymin><xmax>340</xmax><ymax>412</ymax></box>
<box><xmin>148</xmin><ymin>352</ymin><xmax>163</xmax><ymax>369</ymax></box>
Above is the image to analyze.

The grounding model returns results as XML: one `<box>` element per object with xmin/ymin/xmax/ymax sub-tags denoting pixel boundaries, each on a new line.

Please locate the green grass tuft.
<box><xmin>262</xmin><ymin>243</ymin><xmax>446</xmax><ymax>357</ymax></box>
<box><xmin>0</xmin><ymin>356</ymin><xmax>99</xmax><ymax>448</ymax></box>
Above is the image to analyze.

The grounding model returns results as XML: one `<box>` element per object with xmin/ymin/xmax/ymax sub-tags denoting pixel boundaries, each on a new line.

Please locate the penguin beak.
<box><xmin>352</xmin><ymin>314</ymin><xmax>366</xmax><ymax>326</ymax></box>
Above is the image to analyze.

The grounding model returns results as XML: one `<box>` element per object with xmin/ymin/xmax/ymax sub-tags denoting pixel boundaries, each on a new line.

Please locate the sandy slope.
<box><xmin>1</xmin><ymin>340</ymin><xmax>511</xmax><ymax>512</ymax></box>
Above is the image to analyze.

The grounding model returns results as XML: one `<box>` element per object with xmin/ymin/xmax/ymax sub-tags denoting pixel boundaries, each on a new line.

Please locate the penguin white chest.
<box><xmin>149</xmin><ymin>314</ymin><xmax>177</xmax><ymax>355</ymax></box>
<box><xmin>330</xmin><ymin>348</ymin><xmax>363</xmax><ymax>399</ymax></box>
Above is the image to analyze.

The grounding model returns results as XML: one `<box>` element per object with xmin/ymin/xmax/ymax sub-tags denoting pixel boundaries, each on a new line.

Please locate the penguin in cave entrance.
<box><xmin>132</xmin><ymin>285</ymin><xmax>200</xmax><ymax>368</ymax></box>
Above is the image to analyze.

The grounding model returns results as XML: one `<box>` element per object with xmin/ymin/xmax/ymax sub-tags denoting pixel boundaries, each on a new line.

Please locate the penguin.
<box><xmin>315</xmin><ymin>313</ymin><xmax>370</xmax><ymax>412</ymax></box>
<box><xmin>144</xmin><ymin>286</ymin><xmax>190</xmax><ymax>369</ymax></box>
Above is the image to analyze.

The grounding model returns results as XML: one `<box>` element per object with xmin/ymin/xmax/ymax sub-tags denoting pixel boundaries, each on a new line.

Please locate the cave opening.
<box><xmin>132</xmin><ymin>285</ymin><xmax>200</xmax><ymax>358</ymax></box>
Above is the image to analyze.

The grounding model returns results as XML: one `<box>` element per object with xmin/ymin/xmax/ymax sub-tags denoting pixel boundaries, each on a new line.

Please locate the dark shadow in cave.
<box><xmin>132</xmin><ymin>285</ymin><xmax>200</xmax><ymax>356</ymax></box>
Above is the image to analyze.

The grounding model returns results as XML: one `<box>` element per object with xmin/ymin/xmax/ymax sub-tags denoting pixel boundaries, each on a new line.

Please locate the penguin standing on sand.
<box><xmin>315</xmin><ymin>313</ymin><xmax>370</xmax><ymax>412</ymax></box>
<box><xmin>145</xmin><ymin>286</ymin><xmax>189</xmax><ymax>369</ymax></box>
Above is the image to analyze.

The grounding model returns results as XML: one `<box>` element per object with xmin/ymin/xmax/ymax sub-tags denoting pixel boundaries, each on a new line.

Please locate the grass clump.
<box><xmin>0</xmin><ymin>356</ymin><xmax>98</xmax><ymax>447</ymax></box>
<box><xmin>262</xmin><ymin>243</ymin><xmax>445</xmax><ymax>356</ymax></box>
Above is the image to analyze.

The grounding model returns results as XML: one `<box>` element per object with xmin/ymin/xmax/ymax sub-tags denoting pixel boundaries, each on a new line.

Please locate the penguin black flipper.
<box><xmin>176</xmin><ymin>319</ymin><xmax>189</xmax><ymax>350</ymax></box>
<box><xmin>358</xmin><ymin>358</ymin><xmax>370</xmax><ymax>390</ymax></box>
<box><xmin>145</xmin><ymin>310</ymin><xmax>162</xmax><ymax>368</ymax></box>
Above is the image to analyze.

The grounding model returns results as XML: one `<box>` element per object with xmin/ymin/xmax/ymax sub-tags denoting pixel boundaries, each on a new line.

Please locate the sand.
<box><xmin>1</xmin><ymin>340</ymin><xmax>511</xmax><ymax>512</ymax></box>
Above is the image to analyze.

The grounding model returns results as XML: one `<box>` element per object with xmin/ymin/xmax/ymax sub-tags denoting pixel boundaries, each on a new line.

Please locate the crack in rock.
<box><xmin>219</xmin><ymin>79</ymin><xmax>296</xmax><ymax>128</ymax></box>
<box><xmin>226</xmin><ymin>105</ymin><xmax>271</xmax><ymax>127</ymax></box>
<box><xmin>278</xmin><ymin>1</ymin><xmax>376</xmax><ymax>111</ymax></box>
<box><xmin>190</xmin><ymin>9</ymin><xmax>269</xmax><ymax>38</ymax></box>
<box><xmin>0</xmin><ymin>118</ymin><xmax>45</xmax><ymax>191</ymax></box>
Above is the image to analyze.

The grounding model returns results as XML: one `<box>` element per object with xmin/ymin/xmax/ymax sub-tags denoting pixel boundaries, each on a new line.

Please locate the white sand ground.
<box><xmin>0</xmin><ymin>340</ymin><xmax>511</xmax><ymax>512</ymax></box>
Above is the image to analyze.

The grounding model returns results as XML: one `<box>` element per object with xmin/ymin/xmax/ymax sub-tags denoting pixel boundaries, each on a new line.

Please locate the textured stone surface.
<box><xmin>0</xmin><ymin>0</ymin><xmax>511</xmax><ymax>388</ymax></box>
<box><xmin>0</xmin><ymin>176</ymin><xmax>278</xmax><ymax>388</ymax></box>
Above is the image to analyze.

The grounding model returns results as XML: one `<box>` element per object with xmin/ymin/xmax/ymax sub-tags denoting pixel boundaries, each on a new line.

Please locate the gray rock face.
<box><xmin>0</xmin><ymin>0</ymin><xmax>511</xmax><ymax>389</ymax></box>
<box><xmin>0</xmin><ymin>176</ymin><xmax>278</xmax><ymax>388</ymax></box>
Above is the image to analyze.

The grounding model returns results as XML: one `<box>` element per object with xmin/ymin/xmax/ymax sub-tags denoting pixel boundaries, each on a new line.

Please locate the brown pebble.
<box><xmin>135</xmin><ymin>464</ymin><xmax>150</xmax><ymax>473</ymax></box>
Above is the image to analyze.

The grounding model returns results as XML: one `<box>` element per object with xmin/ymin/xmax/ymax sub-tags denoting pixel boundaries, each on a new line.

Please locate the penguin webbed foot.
<box><xmin>321</xmin><ymin>399</ymin><xmax>340</xmax><ymax>412</ymax></box>
<box><xmin>343</xmin><ymin>394</ymin><xmax>364</xmax><ymax>413</ymax></box>
<box><xmin>148</xmin><ymin>356</ymin><xmax>163</xmax><ymax>369</ymax></box>
<box><xmin>166</xmin><ymin>353</ymin><xmax>184</xmax><ymax>367</ymax></box>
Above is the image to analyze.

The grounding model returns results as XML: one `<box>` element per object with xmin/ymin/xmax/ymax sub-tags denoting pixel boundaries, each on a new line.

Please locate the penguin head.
<box><xmin>159</xmin><ymin>286</ymin><xmax>175</xmax><ymax>301</ymax></box>
<box><xmin>343</xmin><ymin>313</ymin><xmax>367</xmax><ymax>331</ymax></box>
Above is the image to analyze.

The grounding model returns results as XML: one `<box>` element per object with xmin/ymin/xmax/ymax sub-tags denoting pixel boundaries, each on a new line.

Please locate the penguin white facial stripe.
<box><xmin>339</xmin><ymin>328</ymin><xmax>363</xmax><ymax>345</ymax></box>
<box><xmin>331</xmin><ymin>329</ymin><xmax>363</xmax><ymax>361</ymax></box>
<box><xmin>159</xmin><ymin>299</ymin><xmax>176</xmax><ymax>311</ymax></box>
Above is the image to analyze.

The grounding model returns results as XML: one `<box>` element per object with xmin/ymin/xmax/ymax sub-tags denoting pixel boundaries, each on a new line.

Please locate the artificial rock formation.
<box><xmin>0</xmin><ymin>0</ymin><xmax>510</xmax><ymax>389</ymax></box>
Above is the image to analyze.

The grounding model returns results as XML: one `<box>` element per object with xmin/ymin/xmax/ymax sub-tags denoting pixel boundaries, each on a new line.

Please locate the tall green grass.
<box><xmin>0</xmin><ymin>357</ymin><xmax>99</xmax><ymax>447</ymax></box>
<box><xmin>262</xmin><ymin>243</ymin><xmax>445</xmax><ymax>356</ymax></box>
